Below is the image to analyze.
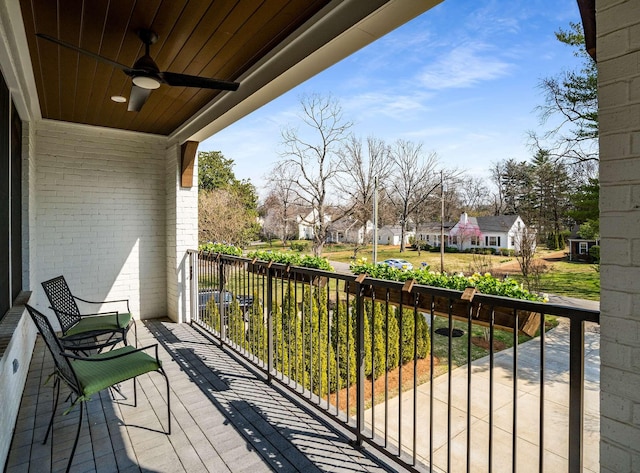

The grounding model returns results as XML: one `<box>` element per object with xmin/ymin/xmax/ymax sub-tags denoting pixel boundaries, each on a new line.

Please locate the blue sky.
<box><xmin>200</xmin><ymin>0</ymin><xmax>583</xmax><ymax>197</ymax></box>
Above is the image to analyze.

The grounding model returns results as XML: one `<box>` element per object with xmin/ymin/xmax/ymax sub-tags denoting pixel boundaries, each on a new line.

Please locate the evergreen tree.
<box><xmin>384</xmin><ymin>303</ymin><xmax>400</xmax><ymax>370</ymax></box>
<box><xmin>363</xmin><ymin>300</ymin><xmax>387</xmax><ymax>378</ymax></box>
<box><xmin>531</xmin><ymin>150</ymin><xmax>572</xmax><ymax>248</ymax></box>
<box><xmin>331</xmin><ymin>300</ymin><xmax>356</xmax><ymax>388</ymax></box>
<box><xmin>281</xmin><ymin>283</ymin><xmax>303</xmax><ymax>383</ymax></box>
<box><xmin>247</xmin><ymin>291</ymin><xmax>267</xmax><ymax>360</ymax></box>
<box><xmin>300</xmin><ymin>285</ymin><xmax>336</xmax><ymax>396</ymax></box>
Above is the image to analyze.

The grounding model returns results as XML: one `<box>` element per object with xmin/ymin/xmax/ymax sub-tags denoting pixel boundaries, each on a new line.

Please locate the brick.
<box><xmin>600</xmin><ymin>104</ymin><xmax>640</xmax><ymax>134</ymax></box>
<box><xmin>600</xmin><ymin>185</ymin><xmax>631</xmax><ymax>211</ymax></box>
<box><xmin>600</xmin><ymin>289</ymin><xmax>631</xmax><ymax>315</ymax></box>
<box><xmin>600</xmin><ymin>311</ymin><xmax>639</xmax><ymax>345</ymax></box>
<box><xmin>600</xmin><ymin>214</ymin><xmax>640</xmax><ymax>239</ymax></box>
<box><xmin>601</xmin><ymin>237</ymin><xmax>631</xmax><ymax>265</ymax></box>
<box><xmin>598</xmin><ymin>0</ymin><xmax>640</xmax><ymax>36</ymax></box>
<box><xmin>601</xmin><ymin>438</ymin><xmax>633</xmax><ymax>472</ymax></box>
<box><xmin>598</xmin><ymin>28</ymin><xmax>630</xmax><ymax>61</ymax></box>
<box><xmin>600</xmin><ymin>132</ymin><xmax>632</xmax><ymax>160</ymax></box>
<box><xmin>598</xmin><ymin>51</ymin><xmax>640</xmax><ymax>88</ymax></box>
<box><xmin>600</xmin><ymin>157</ymin><xmax>640</xmax><ymax>185</ymax></box>
<box><xmin>632</xmin><ymin>132</ymin><xmax>640</xmax><ymax>155</ymax></box>
<box><xmin>602</xmin><ymin>391</ymin><xmax>634</xmax><ymax>423</ymax></box>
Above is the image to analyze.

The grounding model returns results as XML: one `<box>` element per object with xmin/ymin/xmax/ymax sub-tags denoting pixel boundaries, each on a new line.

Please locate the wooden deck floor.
<box><xmin>6</xmin><ymin>320</ymin><xmax>398</xmax><ymax>473</ymax></box>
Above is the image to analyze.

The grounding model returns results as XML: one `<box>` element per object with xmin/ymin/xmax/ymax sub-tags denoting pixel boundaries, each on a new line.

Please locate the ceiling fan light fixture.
<box><xmin>132</xmin><ymin>75</ymin><xmax>161</xmax><ymax>90</ymax></box>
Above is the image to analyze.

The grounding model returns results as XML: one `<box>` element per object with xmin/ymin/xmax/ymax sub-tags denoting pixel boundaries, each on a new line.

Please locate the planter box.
<box><xmin>247</xmin><ymin>261</ymin><xmax>328</xmax><ymax>287</ymax></box>
<box><xmin>345</xmin><ymin>281</ymin><xmax>540</xmax><ymax>337</ymax></box>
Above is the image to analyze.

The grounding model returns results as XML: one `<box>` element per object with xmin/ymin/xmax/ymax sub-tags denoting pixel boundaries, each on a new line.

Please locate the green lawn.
<box><xmin>526</xmin><ymin>261</ymin><xmax>600</xmax><ymax>301</ymax></box>
<box><xmin>322</xmin><ymin>244</ymin><xmax>512</xmax><ymax>274</ymax></box>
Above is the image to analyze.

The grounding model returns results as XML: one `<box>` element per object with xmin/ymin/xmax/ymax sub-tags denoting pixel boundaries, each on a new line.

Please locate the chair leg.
<box><xmin>163</xmin><ymin>369</ymin><xmax>171</xmax><ymax>435</ymax></box>
<box><xmin>132</xmin><ymin>320</ymin><xmax>138</xmax><ymax>348</ymax></box>
<box><xmin>43</xmin><ymin>377</ymin><xmax>60</xmax><ymax>444</ymax></box>
<box><xmin>133</xmin><ymin>377</ymin><xmax>137</xmax><ymax>407</ymax></box>
<box><xmin>65</xmin><ymin>401</ymin><xmax>84</xmax><ymax>473</ymax></box>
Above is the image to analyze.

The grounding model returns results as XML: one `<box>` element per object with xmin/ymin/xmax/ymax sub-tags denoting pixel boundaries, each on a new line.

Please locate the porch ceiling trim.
<box><xmin>171</xmin><ymin>0</ymin><xmax>443</xmax><ymax>146</ymax></box>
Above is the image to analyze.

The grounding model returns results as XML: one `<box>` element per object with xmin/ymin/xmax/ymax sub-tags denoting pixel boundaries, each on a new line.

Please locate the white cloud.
<box><xmin>417</xmin><ymin>43</ymin><xmax>513</xmax><ymax>90</ymax></box>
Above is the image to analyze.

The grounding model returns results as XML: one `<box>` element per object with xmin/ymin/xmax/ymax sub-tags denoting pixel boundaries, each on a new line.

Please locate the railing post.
<box><xmin>267</xmin><ymin>266</ymin><xmax>273</xmax><ymax>383</ymax></box>
<box><xmin>218</xmin><ymin>255</ymin><xmax>225</xmax><ymax>344</ymax></box>
<box><xmin>355</xmin><ymin>274</ymin><xmax>366</xmax><ymax>446</ymax></box>
<box><xmin>187</xmin><ymin>251</ymin><xmax>197</xmax><ymax>324</ymax></box>
<box><xmin>568</xmin><ymin>317</ymin><xmax>584</xmax><ymax>473</ymax></box>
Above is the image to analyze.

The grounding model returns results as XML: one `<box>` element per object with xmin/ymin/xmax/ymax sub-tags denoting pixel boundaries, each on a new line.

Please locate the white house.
<box><xmin>377</xmin><ymin>225</ymin><xmax>415</xmax><ymax>246</ymax></box>
<box><xmin>449</xmin><ymin>213</ymin><xmax>534</xmax><ymax>253</ymax></box>
<box><xmin>414</xmin><ymin>222</ymin><xmax>455</xmax><ymax>247</ymax></box>
<box><xmin>297</xmin><ymin>209</ymin><xmax>331</xmax><ymax>241</ymax></box>
<box><xmin>327</xmin><ymin>218</ymin><xmax>373</xmax><ymax>244</ymax></box>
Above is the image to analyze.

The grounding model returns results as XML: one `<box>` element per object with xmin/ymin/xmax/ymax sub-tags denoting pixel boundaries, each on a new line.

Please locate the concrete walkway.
<box><xmin>364</xmin><ymin>319</ymin><xmax>600</xmax><ymax>472</ymax></box>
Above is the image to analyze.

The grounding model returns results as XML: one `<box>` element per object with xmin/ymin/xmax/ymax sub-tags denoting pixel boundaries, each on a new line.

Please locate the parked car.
<box><xmin>199</xmin><ymin>289</ymin><xmax>253</xmax><ymax>322</ymax></box>
<box><xmin>379</xmin><ymin>258</ymin><xmax>414</xmax><ymax>270</ymax></box>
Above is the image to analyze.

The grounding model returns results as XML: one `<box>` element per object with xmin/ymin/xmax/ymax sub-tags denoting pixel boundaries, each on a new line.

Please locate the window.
<box><xmin>0</xmin><ymin>71</ymin><xmax>22</xmax><ymax>320</ymax></box>
<box><xmin>579</xmin><ymin>241</ymin><xmax>589</xmax><ymax>254</ymax></box>
<box><xmin>488</xmin><ymin>236</ymin><xmax>498</xmax><ymax>246</ymax></box>
<box><xmin>471</xmin><ymin>236</ymin><xmax>480</xmax><ymax>246</ymax></box>
<box><xmin>450</xmin><ymin>236</ymin><xmax>457</xmax><ymax>245</ymax></box>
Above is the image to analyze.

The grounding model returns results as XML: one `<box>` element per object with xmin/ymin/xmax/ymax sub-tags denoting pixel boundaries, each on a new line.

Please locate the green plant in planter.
<box><xmin>246</xmin><ymin>250</ymin><xmax>334</xmax><ymax>271</ymax></box>
<box><xmin>350</xmin><ymin>258</ymin><xmax>546</xmax><ymax>302</ymax></box>
<box><xmin>199</xmin><ymin>242</ymin><xmax>243</xmax><ymax>256</ymax></box>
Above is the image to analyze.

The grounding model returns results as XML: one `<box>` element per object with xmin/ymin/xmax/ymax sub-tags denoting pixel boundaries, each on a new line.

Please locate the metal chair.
<box><xmin>25</xmin><ymin>304</ymin><xmax>170</xmax><ymax>473</ymax></box>
<box><xmin>42</xmin><ymin>275</ymin><xmax>136</xmax><ymax>351</ymax></box>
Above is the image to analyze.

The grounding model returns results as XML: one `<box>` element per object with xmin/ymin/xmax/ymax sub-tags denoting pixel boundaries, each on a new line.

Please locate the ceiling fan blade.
<box><xmin>159</xmin><ymin>71</ymin><xmax>239</xmax><ymax>91</ymax></box>
<box><xmin>128</xmin><ymin>85</ymin><xmax>152</xmax><ymax>112</ymax></box>
<box><xmin>36</xmin><ymin>33</ymin><xmax>132</xmax><ymax>72</ymax></box>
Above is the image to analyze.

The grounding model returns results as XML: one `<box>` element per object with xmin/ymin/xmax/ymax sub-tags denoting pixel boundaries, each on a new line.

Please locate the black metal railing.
<box><xmin>187</xmin><ymin>250</ymin><xmax>600</xmax><ymax>473</ymax></box>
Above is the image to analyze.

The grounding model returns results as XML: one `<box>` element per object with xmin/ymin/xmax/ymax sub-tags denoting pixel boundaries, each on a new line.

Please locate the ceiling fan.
<box><xmin>36</xmin><ymin>29</ymin><xmax>240</xmax><ymax>112</ymax></box>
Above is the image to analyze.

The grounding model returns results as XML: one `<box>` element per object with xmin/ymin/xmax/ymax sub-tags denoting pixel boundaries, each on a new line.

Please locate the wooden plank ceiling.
<box><xmin>20</xmin><ymin>0</ymin><xmax>330</xmax><ymax>136</ymax></box>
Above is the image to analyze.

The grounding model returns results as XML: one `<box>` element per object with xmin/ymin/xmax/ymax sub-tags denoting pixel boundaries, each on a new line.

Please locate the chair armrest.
<box><xmin>60</xmin><ymin>334</ymin><xmax>122</xmax><ymax>352</ymax></box>
<box><xmin>73</xmin><ymin>295</ymin><xmax>131</xmax><ymax>312</ymax></box>
<box><xmin>50</xmin><ymin>306</ymin><xmax>128</xmax><ymax>327</ymax></box>
<box><xmin>62</xmin><ymin>344</ymin><xmax>159</xmax><ymax>362</ymax></box>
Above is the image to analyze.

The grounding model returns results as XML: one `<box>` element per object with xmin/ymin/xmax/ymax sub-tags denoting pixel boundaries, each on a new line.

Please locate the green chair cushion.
<box><xmin>65</xmin><ymin>312</ymin><xmax>132</xmax><ymax>337</ymax></box>
<box><xmin>71</xmin><ymin>346</ymin><xmax>161</xmax><ymax>397</ymax></box>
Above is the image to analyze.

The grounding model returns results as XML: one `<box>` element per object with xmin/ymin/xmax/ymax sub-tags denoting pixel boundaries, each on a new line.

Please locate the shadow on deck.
<box><xmin>6</xmin><ymin>320</ymin><xmax>399</xmax><ymax>473</ymax></box>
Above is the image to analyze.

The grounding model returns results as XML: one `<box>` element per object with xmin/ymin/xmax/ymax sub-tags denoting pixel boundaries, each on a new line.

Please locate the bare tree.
<box><xmin>263</xmin><ymin>163</ymin><xmax>302</xmax><ymax>245</ymax></box>
<box><xmin>514</xmin><ymin>226</ymin><xmax>541</xmax><ymax>290</ymax></box>
<box><xmin>489</xmin><ymin>161</ymin><xmax>507</xmax><ymax>215</ymax></box>
<box><xmin>277</xmin><ymin>94</ymin><xmax>353</xmax><ymax>256</ymax></box>
<box><xmin>386</xmin><ymin>140</ymin><xmax>441</xmax><ymax>252</ymax></box>
<box><xmin>335</xmin><ymin>135</ymin><xmax>393</xmax><ymax>228</ymax></box>
<box><xmin>459</xmin><ymin>176</ymin><xmax>492</xmax><ymax>215</ymax></box>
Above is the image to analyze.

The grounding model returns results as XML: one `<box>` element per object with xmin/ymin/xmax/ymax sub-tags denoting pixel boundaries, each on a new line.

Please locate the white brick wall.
<box><xmin>599</xmin><ymin>1</ymin><xmax>640</xmax><ymax>471</ymax></box>
<box><xmin>32</xmin><ymin>120</ymin><xmax>168</xmax><ymax>320</ymax></box>
<box><xmin>165</xmin><ymin>142</ymin><xmax>198</xmax><ymax>322</ymax></box>
<box><xmin>0</xmin><ymin>120</ymin><xmax>37</xmax><ymax>470</ymax></box>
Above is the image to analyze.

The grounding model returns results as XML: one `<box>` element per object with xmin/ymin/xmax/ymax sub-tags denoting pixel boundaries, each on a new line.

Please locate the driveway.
<box><xmin>364</xmin><ymin>319</ymin><xmax>600</xmax><ymax>472</ymax></box>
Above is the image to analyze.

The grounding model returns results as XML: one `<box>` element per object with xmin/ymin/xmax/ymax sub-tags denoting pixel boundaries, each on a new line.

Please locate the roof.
<box><xmin>416</xmin><ymin>222</ymin><xmax>455</xmax><ymax>232</ymax></box>
<box><xmin>474</xmin><ymin>215</ymin><xmax>520</xmax><ymax>233</ymax></box>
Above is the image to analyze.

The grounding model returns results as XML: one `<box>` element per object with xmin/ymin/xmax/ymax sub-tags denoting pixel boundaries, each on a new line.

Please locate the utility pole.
<box><xmin>373</xmin><ymin>176</ymin><xmax>378</xmax><ymax>264</ymax></box>
<box><xmin>440</xmin><ymin>171</ymin><xmax>445</xmax><ymax>273</ymax></box>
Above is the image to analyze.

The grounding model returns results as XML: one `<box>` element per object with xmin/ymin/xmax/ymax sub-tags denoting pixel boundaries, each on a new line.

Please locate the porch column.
<box><xmin>166</xmin><ymin>143</ymin><xmax>198</xmax><ymax>323</ymax></box>
<box><xmin>598</xmin><ymin>0</ymin><xmax>640</xmax><ymax>471</ymax></box>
